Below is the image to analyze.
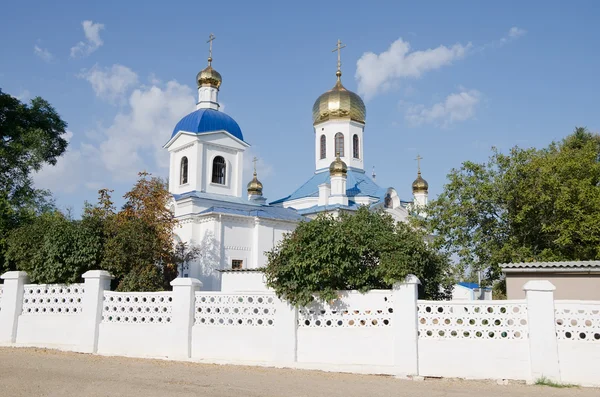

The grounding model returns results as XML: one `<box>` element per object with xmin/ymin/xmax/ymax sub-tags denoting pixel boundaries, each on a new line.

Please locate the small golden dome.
<box><xmin>412</xmin><ymin>172</ymin><xmax>429</xmax><ymax>193</ymax></box>
<box><xmin>196</xmin><ymin>58</ymin><xmax>222</xmax><ymax>89</ymax></box>
<box><xmin>312</xmin><ymin>72</ymin><xmax>366</xmax><ymax>125</ymax></box>
<box><xmin>247</xmin><ymin>171</ymin><xmax>263</xmax><ymax>196</ymax></box>
<box><xmin>329</xmin><ymin>153</ymin><xmax>348</xmax><ymax>177</ymax></box>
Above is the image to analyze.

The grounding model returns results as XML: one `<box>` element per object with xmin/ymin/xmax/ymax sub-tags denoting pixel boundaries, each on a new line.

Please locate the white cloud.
<box><xmin>97</xmin><ymin>79</ymin><xmax>196</xmax><ymax>180</ymax></box>
<box><xmin>34</xmin><ymin>45</ymin><xmax>53</xmax><ymax>62</ymax></box>
<box><xmin>405</xmin><ymin>88</ymin><xmax>481</xmax><ymax>127</ymax></box>
<box><xmin>508</xmin><ymin>27</ymin><xmax>527</xmax><ymax>39</ymax></box>
<box><xmin>355</xmin><ymin>38</ymin><xmax>471</xmax><ymax>100</ymax></box>
<box><xmin>79</xmin><ymin>64</ymin><xmax>139</xmax><ymax>103</ymax></box>
<box><xmin>35</xmin><ymin>68</ymin><xmax>196</xmax><ymax>193</ymax></box>
<box><xmin>70</xmin><ymin>20</ymin><xmax>105</xmax><ymax>58</ymax></box>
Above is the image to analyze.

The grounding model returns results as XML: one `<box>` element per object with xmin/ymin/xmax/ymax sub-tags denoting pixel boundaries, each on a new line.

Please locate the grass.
<box><xmin>535</xmin><ymin>376</ymin><xmax>579</xmax><ymax>389</ymax></box>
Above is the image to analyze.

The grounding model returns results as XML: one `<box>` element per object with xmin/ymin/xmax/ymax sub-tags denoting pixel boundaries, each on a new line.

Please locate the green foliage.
<box><xmin>423</xmin><ymin>128</ymin><xmax>600</xmax><ymax>282</ymax></box>
<box><xmin>0</xmin><ymin>89</ymin><xmax>68</xmax><ymax>268</ymax></box>
<box><xmin>4</xmin><ymin>211</ymin><xmax>103</xmax><ymax>283</ymax></box>
<box><xmin>264</xmin><ymin>207</ymin><xmax>452</xmax><ymax>306</ymax></box>
<box><xmin>535</xmin><ymin>376</ymin><xmax>579</xmax><ymax>388</ymax></box>
<box><xmin>5</xmin><ymin>173</ymin><xmax>180</xmax><ymax>291</ymax></box>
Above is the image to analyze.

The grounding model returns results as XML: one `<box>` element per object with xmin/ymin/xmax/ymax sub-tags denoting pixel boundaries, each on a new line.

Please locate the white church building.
<box><xmin>166</xmin><ymin>38</ymin><xmax>429</xmax><ymax>290</ymax></box>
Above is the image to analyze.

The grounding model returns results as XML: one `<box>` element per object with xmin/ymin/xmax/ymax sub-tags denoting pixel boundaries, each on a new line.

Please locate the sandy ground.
<box><xmin>0</xmin><ymin>347</ymin><xmax>597</xmax><ymax>397</ymax></box>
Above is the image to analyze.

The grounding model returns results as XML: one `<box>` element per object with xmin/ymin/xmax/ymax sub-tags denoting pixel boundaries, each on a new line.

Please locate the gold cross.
<box><xmin>207</xmin><ymin>33</ymin><xmax>216</xmax><ymax>64</ymax></box>
<box><xmin>415</xmin><ymin>154</ymin><xmax>423</xmax><ymax>174</ymax></box>
<box><xmin>332</xmin><ymin>39</ymin><xmax>346</xmax><ymax>73</ymax></box>
<box><xmin>252</xmin><ymin>156</ymin><xmax>258</xmax><ymax>174</ymax></box>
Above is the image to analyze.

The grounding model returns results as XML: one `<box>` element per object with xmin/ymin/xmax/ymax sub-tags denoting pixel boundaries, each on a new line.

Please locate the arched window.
<box><xmin>320</xmin><ymin>135</ymin><xmax>326</xmax><ymax>159</ymax></box>
<box><xmin>211</xmin><ymin>156</ymin><xmax>226</xmax><ymax>184</ymax></box>
<box><xmin>335</xmin><ymin>133</ymin><xmax>344</xmax><ymax>157</ymax></box>
<box><xmin>353</xmin><ymin>134</ymin><xmax>359</xmax><ymax>159</ymax></box>
<box><xmin>180</xmin><ymin>157</ymin><xmax>188</xmax><ymax>185</ymax></box>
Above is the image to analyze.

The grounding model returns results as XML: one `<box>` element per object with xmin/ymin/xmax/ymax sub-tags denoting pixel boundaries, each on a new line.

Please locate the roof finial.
<box><xmin>207</xmin><ymin>33</ymin><xmax>216</xmax><ymax>66</ymax></box>
<box><xmin>415</xmin><ymin>154</ymin><xmax>423</xmax><ymax>176</ymax></box>
<box><xmin>252</xmin><ymin>156</ymin><xmax>258</xmax><ymax>176</ymax></box>
<box><xmin>372</xmin><ymin>166</ymin><xmax>376</xmax><ymax>181</ymax></box>
<box><xmin>332</xmin><ymin>39</ymin><xmax>346</xmax><ymax>81</ymax></box>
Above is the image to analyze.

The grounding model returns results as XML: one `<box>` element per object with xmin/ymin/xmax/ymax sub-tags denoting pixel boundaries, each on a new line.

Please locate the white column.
<box><xmin>80</xmin><ymin>270</ymin><xmax>112</xmax><ymax>353</ymax></box>
<box><xmin>170</xmin><ymin>277</ymin><xmax>203</xmax><ymax>359</ymax></box>
<box><xmin>0</xmin><ymin>271</ymin><xmax>29</xmax><ymax>344</ymax></box>
<box><xmin>273</xmin><ymin>298</ymin><xmax>298</xmax><ymax>364</ymax></box>
<box><xmin>524</xmin><ymin>280</ymin><xmax>561</xmax><ymax>383</ymax></box>
<box><xmin>392</xmin><ymin>274</ymin><xmax>421</xmax><ymax>377</ymax></box>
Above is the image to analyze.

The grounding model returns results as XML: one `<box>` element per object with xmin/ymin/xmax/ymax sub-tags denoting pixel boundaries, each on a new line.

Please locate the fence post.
<box><xmin>273</xmin><ymin>297</ymin><xmax>298</xmax><ymax>365</ymax></box>
<box><xmin>0</xmin><ymin>271</ymin><xmax>29</xmax><ymax>344</ymax></box>
<box><xmin>170</xmin><ymin>277</ymin><xmax>202</xmax><ymax>359</ymax></box>
<box><xmin>524</xmin><ymin>280</ymin><xmax>561</xmax><ymax>383</ymax></box>
<box><xmin>80</xmin><ymin>270</ymin><xmax>112</xmax><ymax>353</ymax></box>
<box><xmin>392</xmin><ymin>274</ymin><xmax>421</xmax><ymax>378</ymax></box>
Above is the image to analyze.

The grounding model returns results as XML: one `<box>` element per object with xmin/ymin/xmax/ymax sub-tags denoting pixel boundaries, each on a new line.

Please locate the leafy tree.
<box><xmin>264</xmin><ymin>206</ymin><xmax>452</xmax><ymax>306</ymax></box>
<box><xmin>4</xmin><ymin>211</ymin><xmax>103</xmax><ymax>283</ymax></box>
<box><xmin>423</xmin><ymin>128</ymin><xmax>600</xmax><ymax>284</ymax></box>
<box><xmin>99</xmin><ymin>172</ymin><xmax>178</xmax><ymax>291</ymax></box>
<box><xmin>0</xmin><ymin>89</ymin><xmax>68</xmax><ymax>267</ymax></box>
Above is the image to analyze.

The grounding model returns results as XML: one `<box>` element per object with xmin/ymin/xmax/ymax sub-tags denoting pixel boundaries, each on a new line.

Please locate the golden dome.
<box><xmin>329</xmin><ymin>153</ymin><xmax>348</xmax><ymax>177</ymax></box>
<box><xmin>412</xmin><ymin>172</ymin><xmax>429</xmax><ymax>193</ymax></box>
<box><xmin>247</xmin><ymin>171</ymin><xmax>263</xmax><ymax>196</ymax></box>
<box><xmin>312</xmin><ymin>71</ymin><xmax>366</xmax><ymax>125</ymax></box>
<box><xmin>196</xmin><ymin>58</ymin><xmax>222</xmax><ymax>89</ymax></box>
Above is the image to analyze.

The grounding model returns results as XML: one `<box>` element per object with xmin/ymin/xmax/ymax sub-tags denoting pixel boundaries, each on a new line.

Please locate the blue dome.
<box><xmin>172</xmin><ymin>108</ymin><xmax>244</xmax><ymax>141</ymax></box>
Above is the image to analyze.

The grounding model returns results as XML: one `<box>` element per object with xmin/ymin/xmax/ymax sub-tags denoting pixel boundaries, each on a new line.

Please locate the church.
<box><xmin>165</xmin><ymin>36</ymin><xmax>429</xmax><ymax>290</ymax></box>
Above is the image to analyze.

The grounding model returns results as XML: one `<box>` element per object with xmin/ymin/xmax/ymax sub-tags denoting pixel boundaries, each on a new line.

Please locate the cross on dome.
<box><xmin>332</xmin><ymin>39</ymin><xmax>346</xmax><ymax>79</ymax></box>
<box><xmin>415</xmin><ymin>154</ymin><xmax>423</xmax><ymax>174</ymax></box>
<box><xmin>207</xmin><ymin>33</ymin><xmax>216</xmax><ymax>65</ymax></box>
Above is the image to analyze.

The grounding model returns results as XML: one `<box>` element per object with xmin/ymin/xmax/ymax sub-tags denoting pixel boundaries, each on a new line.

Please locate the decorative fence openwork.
<box><xmin>21</xmin><ymin>283</ymin><xmax>85</xmax><ymax>315</ymax></box>
<box><xmin>298</xmin><ymin>293</ymin><xmax>394</xmax><ymax>328</ymax></box>
<box><xmin>194</xmin><ymin>293</ymin><xmax>277</xmax><ymax>326</ymax></box>
<box><xmin>102</xmin><ymin>291</ymin><xmax>173</xmax><ymax>324</ymax></box>
<box><xmin>417</xmin><ymin>300</ymin><xmax>529</xmax><ymax>340</ymax></box>
<box><xmin>555</xmin><ymin>301</ymin><xmax>600</xmax><ymax>342</ymax></box>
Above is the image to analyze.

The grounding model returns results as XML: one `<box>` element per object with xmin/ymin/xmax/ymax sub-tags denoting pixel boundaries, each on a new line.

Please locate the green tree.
<box><xmin>0</xmin><ymin>89</ymin><xmax>68</xmax><ymax>268</ymax></box>
<box><xmin>4</xmin><ymin>211</ymin><xmax>103</xmax><ymax>283</ymax></box>
<box><xmin>423</xmin><ymin>128</ymin><xmax>600</xmax><ymax>284</ymax></box>
<box><xmin>99</xmin><ymin>172</ymin><xmax>178</xmax><ymax>291</ymax></box>
<box><xmin>264</xmin><ymin>207</ymin><xmax>452</xmax><ymax>306</ymax></box>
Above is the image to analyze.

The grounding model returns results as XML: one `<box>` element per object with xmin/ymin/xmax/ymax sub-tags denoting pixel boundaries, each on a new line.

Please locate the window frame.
<box><xmin>334</xmin><ymin>133</ymin><xmax>344</xmax><ymax>157</ymax></box>
<box><xmin>320</xmin><ymin>134</ymin><xmax>326</xmax><ymax>159</ymax></box>
<box><xmin>231</xmin><ymin>259</ymin><xmax>243</xmax><ymax>270</ymax></box>
<box><xmin>211</xmin><ymin>155</ymin><xmax>226</xmax><ymax>185</ymax></box>
<box><xmin>353</xmin><ymin>134</ymin><xmax>360</xmax><ymax>159</ymax></box>
<box><xmin>180</xmin><ymin>156</ymin><xmax>189</xmax><ymax>185</ymax></box>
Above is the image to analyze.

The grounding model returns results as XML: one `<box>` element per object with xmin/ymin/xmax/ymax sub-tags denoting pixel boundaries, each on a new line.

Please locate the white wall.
<box><xmin>2</xmin><ymin>271</ymin><xmax>600</xmax><ymax>387</ymax></box>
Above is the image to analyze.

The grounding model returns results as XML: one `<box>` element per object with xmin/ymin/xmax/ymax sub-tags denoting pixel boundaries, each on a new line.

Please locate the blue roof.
<box><xmin>270</xmin><ymin>169</ymin><xmax>385</xmax><ymax>205</ymax></box>
<box><xmin>172</xmin><ymin>108</ymin><xmax>244</xmax><ymax>141</ymax></box>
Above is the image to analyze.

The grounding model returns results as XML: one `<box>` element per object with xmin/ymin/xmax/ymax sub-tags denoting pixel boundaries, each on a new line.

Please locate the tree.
<box><xmin>423</xmin><ymin>128</ymin><xmax>600</xmax><ymax>284</ymax></box>
<box><xmin>4</xmin><ymin>211</ymin><xmax>103</xmax><ymax>284</ymax></box>
<box><xmin>0</xmin><ymin>89</ymin><xmax>68</xmax><ymax>268</ymax></box>
<box><xmin>264</xmin><ymin>206</ymin><xmax>452</xmax><ymax>306</ymax></box>
<box><xmin>99</xmin><ymin>172</ymin><xmax>178</xmax><ymax>291</ymax></box>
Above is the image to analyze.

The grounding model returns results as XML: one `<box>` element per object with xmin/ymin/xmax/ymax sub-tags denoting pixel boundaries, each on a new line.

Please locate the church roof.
<box><xmin>270</xmin><ymin>169</ymin><xmax>385</xmax><ymax>205</ymax></box>
<box><xmin>171</xmin><ymin>191</ymin><xmax>305</xmax><ymax>222</ymax></box>
<box><xmin>172</xmin><ymin>108</ymin><xmax>244</xmax><ymax>141</ymax></box>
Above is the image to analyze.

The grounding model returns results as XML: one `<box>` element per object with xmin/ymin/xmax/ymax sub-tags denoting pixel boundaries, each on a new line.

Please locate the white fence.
<box><xmin>1</xmin><ymin>271</ymin><xmax>599</xmax><ymax>386</ymax></box>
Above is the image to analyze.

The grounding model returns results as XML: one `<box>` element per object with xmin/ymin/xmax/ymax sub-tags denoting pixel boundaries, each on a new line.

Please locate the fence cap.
<box><xmin>1</xmin><ymin>271</ymin><xmax>28</xmax><ymax>280</ymax></box>
<box><xmin>170</xmin><ymin>277</ymin><xmax>203</xmax><ymax>288</ymax></box>
<box><xmin>392</xmin><ymin>274</ymin><xmax>421</xmax><ymax>289</ymax></box>
<box><xmin>523</xmin><ymin>280</ymin><xmax>556</xmax><ymax>292</ymax></box>
<box><xmin>82</xmin><ymin>270</ymin><xmax>113</xmax><ymax>279</ymax></box>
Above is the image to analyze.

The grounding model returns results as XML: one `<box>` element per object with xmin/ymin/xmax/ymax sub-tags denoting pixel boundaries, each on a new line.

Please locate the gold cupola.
<box><xmin>312</xmin><ymin>40</ymin><xmax>366</xmax><ymax>125</ymax></box>
<box><xmin>329</xmin><ymin>153</ymin><xmax>348</xmax><ymax>177</ymax></box>
<box><xmin>247</xmin><ymin>171</ymin><xmax>263</xmax><ymax>196</ymax></box>
<box><xmin>196</xmin><ymin>33</ymin><xmax>222</xmax><ymax>89</ymax></box>
<box><xmin>412</xmin><ymin>154</ymin><xmax>428</xmax><ymax>193</ymax></box>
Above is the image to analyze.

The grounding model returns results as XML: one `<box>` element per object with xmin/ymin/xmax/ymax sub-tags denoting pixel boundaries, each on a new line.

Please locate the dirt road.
<box><xmin>0</xmin><ymin>347</ymin><xmax>596</xmax><ymax>397</ymax></box>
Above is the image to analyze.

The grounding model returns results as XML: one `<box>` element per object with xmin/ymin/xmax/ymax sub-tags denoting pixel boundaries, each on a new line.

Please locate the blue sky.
<box><xmin>2</xmin><ymin>0</ymin><xmax>599</xmax><ymax>214</ymax></box>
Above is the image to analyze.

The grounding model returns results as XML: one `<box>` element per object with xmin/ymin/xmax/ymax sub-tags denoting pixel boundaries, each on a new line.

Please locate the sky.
<box><xmin>2</xmin><ymin>0</ymin><xmax>600</xmax><ymax>215</ymax></box>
